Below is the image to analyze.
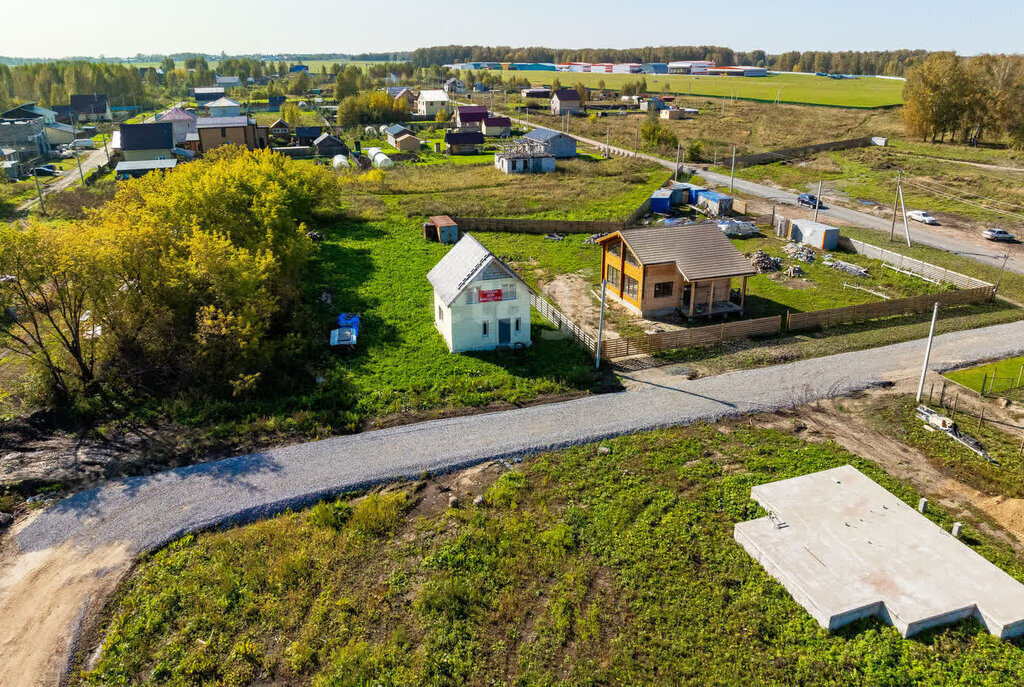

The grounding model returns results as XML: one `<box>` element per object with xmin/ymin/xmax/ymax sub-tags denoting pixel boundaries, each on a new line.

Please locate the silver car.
<box><xmin>982</xmin><ymin>228</ymin><xmax>1016</xmax><ymax>242</ymax></box>
<box><xmin>907</xmin><ymin>210</ymin><xmax>938</xmax><ymax>225</ymax></box>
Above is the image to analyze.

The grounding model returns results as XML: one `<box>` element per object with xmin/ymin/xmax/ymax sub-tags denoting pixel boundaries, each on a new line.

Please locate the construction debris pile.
<box><xmin>826</xmin><ymin>258</ymin><xmax>869</xmax><ymax>278</ymax></box>
<box><xmin>749</xmin><ymin>249</ymin><xmax>782</xmax><ymax>273</ymax></box>
<box><xmin>782</xmin><ymin>242</ymin><xmax>815</xmax><ymax>262</ymax></box>
<box><xmin>544</xmin><ymin>232</ymin><xmax>565</xmax><ymax>241</ymax></box>
<box><xmin>784</xmin><ymin>265</ymin><xmax>805</xmax><ymax>278</ymax></box>
<box><xmin>583</xmin><ymin>232</ymin><xmax>608</xmax><ymax>245</ymax></box>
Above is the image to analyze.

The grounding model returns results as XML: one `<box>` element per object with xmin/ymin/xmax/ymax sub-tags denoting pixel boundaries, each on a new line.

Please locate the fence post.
<box><xmin>981</xmin><ymin>373</ymin><xmax>988</xmax><ymax>397</ymax></box>
<box><xmin>939</xmin><ymin>381</ymin><xmax>946</xmax><ymax>407</ymax></box>
<box><xmin>1017</xmin><ymin>365</ymin><xmax>1023</xmax><ymax>390</ymax></box>
<box><xmin>978</xmin><ymin>408</ymin><xmax>985</xmax><ymax>432</ymax></box>
<box><xmin>951</xmin><ymin>391</ymin><xmax>958</xmax><ymax>420</ymax></box>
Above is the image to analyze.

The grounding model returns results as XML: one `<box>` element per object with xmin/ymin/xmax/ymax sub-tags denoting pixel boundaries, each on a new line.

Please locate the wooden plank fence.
<box><xmin>457</xmin><ymin>217</ymin><xmax>623</xmax><ymax>235</ymax></box>
<box><xmin>600</xmin><ymin>315</ymin><xmax>782</xmax><ymax>359</ymax></box>
<box><xmin>838</xmin><ymin>237</ymin><xmax>993</xmax><ymax>290</ymax></box>
<box><xmin>787</xmin><ymin>286</ymin><xmax>996</xmax><ymax>331</ymax></box>
<box><xmin>530</xmin><ymin>293</ymin><xmax>597</xmax><ymax>352</ymax></box>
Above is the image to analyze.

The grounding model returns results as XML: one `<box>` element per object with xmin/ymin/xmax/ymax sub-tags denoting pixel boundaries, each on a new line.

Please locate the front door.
<box><xmin>498</xmin><ymin>318</ymin><xmax>511</xmax><ymax>345</ymax></box>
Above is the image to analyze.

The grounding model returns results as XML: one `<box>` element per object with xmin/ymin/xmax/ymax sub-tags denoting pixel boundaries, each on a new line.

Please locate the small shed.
<box><xmin>207</xmin><ymin>97</ymin><xmax>241</xmax><ymax>118</ymax></box>
<box><xmin>444</xmin><ymin>131</ymin><xmax>484</xmax><ymax>155</ymax></box>
<box><xmin>269</xmin><ymin>118</ymin><xmax>290</xmax><ymax>137</ymax></box>
<box><xmin>696</xmin><ymin>190</ymin><xmax>734</xmax><ymax>217</ymax></box>
<box><xmin>313</xmin><ymin>132</ymin><xmax>348</xmax><ymax>158</ymax></box>
<box><xmin>427</xmin><ymin>234</ymin><xmax>532</xmax><ymax>353</ymax></box>
<box><xmin>423</xmin><ymin>215</ymin><xmax>460</xmax><ymax>244</ymax></box>
<box><xmin>669</xmin><ymin>181</ymin><xmax>706</xmax><ymax>205</ymax></box>
<box><xmin>393</xmin><ymin>133</ymin><xmax>421</xmax><ymax>152</ymax></box>
<box><xmin>785</xmin><ymin>219</ymin><xmax>839</xmax><ymax>250</ymax></box>
<box><xmin>660</xmin><ymin>109</ymin><xmax>685</xmax><ymax>120</ymax></box>
<box><xmin>2</xmin><ymin>160</ymin><xmax>22</xmax><ymax>180</ymax></box>
<box><xmin>115</xmin><ymin>159</ymin><xmax>178</xmax><ymax>179</ymax></box>
<box><xmin>649</xmin><ymin>188</ymin><xmax>677</xmax><ymax>214</ymax></box>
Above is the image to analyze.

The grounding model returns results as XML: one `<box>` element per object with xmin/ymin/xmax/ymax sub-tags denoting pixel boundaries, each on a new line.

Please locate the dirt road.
<box><xmin>15</xmin><ymin>147</ymin><xmax>109</xmax><ymax>213</ymax></box>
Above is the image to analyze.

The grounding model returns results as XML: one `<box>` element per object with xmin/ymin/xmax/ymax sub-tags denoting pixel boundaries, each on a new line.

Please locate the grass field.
<box><xmin>945</xmin><ymin>355</ymin><xmax>1024</xmax><ymax>399</ymax></box>
<box><xmin>156</xmin><ymin>158</ymin><xmax>665</xmax><ymax>444</ymax></box>
<box><xmin>78</xmin><ymin>423</ymin><xmax>1024</xmax><ymax>685</ymax></box>
<box><xmin>471</xmin><ymin>70</ymin><xmax>906</xmax><ymax>108</ymax></box>
<box><xmin>872</xmin><ymin>397</ymin><xmax>1024</xmax><ymax>498</ymax></box>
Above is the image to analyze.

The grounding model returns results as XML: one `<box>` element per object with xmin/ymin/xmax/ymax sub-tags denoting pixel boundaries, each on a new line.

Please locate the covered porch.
<box><xmin>682</xmin><ymin>275</ymin><xmax>748</xmax><ymax>319</ymax></box>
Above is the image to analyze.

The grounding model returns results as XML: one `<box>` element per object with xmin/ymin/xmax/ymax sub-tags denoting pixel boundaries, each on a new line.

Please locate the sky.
<box><xmin>2</xmin><ymin>0</ymin><xmax>1020</xmax><ymax>59</ymax></box>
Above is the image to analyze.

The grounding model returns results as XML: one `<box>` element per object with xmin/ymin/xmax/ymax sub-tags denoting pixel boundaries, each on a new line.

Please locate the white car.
<box><xmin>907</xmin><ymin>210</ymin><xmax>938</xmax><ymax>225</ymax></box>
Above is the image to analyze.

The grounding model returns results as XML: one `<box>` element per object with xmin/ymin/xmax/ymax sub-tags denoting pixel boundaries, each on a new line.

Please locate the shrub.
<box><xmin>308</xmin><ymin>499</ymin><xmax>353</xmax><ymax>530</ymax></box>
<box><xmin>350</xmin><ymin>492</ymin><xmax>408</xmax><ymax>536</ymax></box>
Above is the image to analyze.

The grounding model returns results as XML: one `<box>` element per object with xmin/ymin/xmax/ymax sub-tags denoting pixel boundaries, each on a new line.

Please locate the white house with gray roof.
<box><xmin>427</xmin><ymin>234</ymin><xmax>532</xmax><ymax>353</ymax></box>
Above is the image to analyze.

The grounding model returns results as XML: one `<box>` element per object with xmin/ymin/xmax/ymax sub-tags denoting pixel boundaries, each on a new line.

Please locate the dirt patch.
<box><xmin>768</xmin><ymin>273</ymin><xmax>815</xmax><ymax>290</ymax></box>
<box><xmin>407</xmin><ymin>461</ymin><xmax>505</xmax><ymax>520</ymax></box>
<box><xmin>0</xmin><ymin>521</ymin><xmax>132</xmax><ymax>687</ymax></box>
<box><xmin>541</xmin><ymin>274</ymin><xmax>605</xmax><ymax>338</ymax></box>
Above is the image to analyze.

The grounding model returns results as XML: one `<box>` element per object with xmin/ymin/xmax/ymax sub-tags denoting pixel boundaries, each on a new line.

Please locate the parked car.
<box><xmin>32</xmin><ymin>167</ymin><xmax>59</xmax><ymax>177</ymax></box>
<box><xmin>69</xmin><ymin>138</ymin><xmax>95</xmax><ymax>150</ymax></box>
<box><xmin>982</xmin><ymin>228</ymin><xmax>1016</xmax><ymax>242</ymax></box>
<box><xmin>907</xmin><ymin>210</ymin><xmax>939</xmax><ymax>225</ymax></box>
<box><xmin>797</xmin><ymin>193</ymin><xmax>821</xmax><ymax>208</ymax></box>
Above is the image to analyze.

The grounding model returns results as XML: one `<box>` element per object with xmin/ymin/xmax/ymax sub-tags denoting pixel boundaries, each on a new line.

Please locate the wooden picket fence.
<box><xmin>599</xmin><ymin>315</ymin><xmax>781</xmax><ymax>359</ymax></box>
<box><xmin>787</xmin><ymin>286</ymin><xmax>996</xmax><ymax>331</ymax></box>
<box><xmin>530</xmin><ymin>293</ymin><xmax>597</xmax><ymax>352</ymax></box>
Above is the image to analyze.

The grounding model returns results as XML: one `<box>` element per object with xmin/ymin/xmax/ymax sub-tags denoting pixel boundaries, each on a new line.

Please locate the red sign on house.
<box><xmin>478</xmin><ymin>289</ymin><xmax>503</xmax><ymax>303</ymax></box>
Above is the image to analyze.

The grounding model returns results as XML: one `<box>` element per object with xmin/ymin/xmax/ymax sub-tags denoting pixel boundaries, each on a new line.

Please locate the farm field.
<box><xmin>78</xmin><ymin>420</ymin><xmax>1024</xmax><ymax>685</ymax></box>
<box><xmin>945</xmin><ymin>355</ymin><xmax>1024</xmax><ymax>400</ymax></box>
<box><xmin>506</xmin><ymin>99</ymin><xmax>904</xmax><ymax>159</ymax></box>
<box><xmin>471</xmin><ymin>70</ymin><xmax>906</xmax><ymax>107</ymax></box>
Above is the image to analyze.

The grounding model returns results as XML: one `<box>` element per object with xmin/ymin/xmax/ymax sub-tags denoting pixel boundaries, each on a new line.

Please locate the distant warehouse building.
<box><xmin>708</xmin><ymin>66</ymin><xmax>768</xmax><ymax>77</ymax></box>
<box><xmin>668</xmin><ymin>61</ymin><xmax>715</xmax><ymax>75</ymax></box>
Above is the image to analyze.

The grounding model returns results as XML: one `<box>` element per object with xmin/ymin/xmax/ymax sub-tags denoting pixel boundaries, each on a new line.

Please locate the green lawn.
<box><xmin>945</xmin><ymin>355</ymin><xmax>1024</xmax><ymax>398</ymax></box>
<box><xmin>79</xmin><ymin>423</ymin><xmax>1024</xmax><ymax>685</ymax></box>
<box><xmin>159</xmin><ymin>159</ymin><xmax>665</xmax><ymax>443</ymax></box>
<box><xmin>473</xmin><ymin>71</ymin><xmax>905</xmax><ymax>108</ymax></box>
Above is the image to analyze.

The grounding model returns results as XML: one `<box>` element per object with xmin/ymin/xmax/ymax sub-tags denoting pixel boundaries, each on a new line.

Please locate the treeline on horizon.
<box><xmin>410</xmin><ymin>45</ymin><xmax>936</xmax><ymax>76</ymax></box>
<box><xmin>0</xmin><ymin>52</ymin><xmax>411</xmax><ymax>67</ymax></box>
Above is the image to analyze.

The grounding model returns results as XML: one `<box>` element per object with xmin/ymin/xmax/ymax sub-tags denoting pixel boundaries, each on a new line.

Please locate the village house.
<box><xmin>384</xmin><ymin>86</ymin><xmax>416</xmax><ymax>107</ymax></box>
<box><xmin>596</xmin><ymin>223</ymin><xmax>756</xmax><ymax>319</ymax></box>
<box><xmin>313</xmin><ymin>132</ymin><xmax>348</xmax><ymax>157</ymax></box>
<box><xmin>156</xmin><ymin>107</ymin><xmax>198</xmax><ymax>144</ymax></box>
<box><xmin>215</xmin><ymin>75</ymin><xmax>242</xmax><ymax>88</ymax></box>
<box><xmin>294</xmin><ymin>126</ymin><xmax>322</xmax><ymax>146</ymax></box>
<box><xmin>0</xmin><ymin>119</ymin><xmax>49</xmax><ymax>161</ymax></box>
<box><xmin>2</xmin><ymin>102</ymin><xmax>57</xmax><ymax>124</ymax></box>
<box><xmin>207</xmin><ymin>97</ymin><xmax>241</xmax><ymax>118</ymax></box>
<box><xmin>494</xmin><ymin>139</ymin><xmax>554</xmax><ymax>174</ymax></box>
<box><xmin>481</xmin><ymin>116</ymin><xmax>511</xmax><ymax>137</ymax></box>
<box><xmin>268</xmin><ymin>118</ymin><xmax>290</xmax><ymax>139</ymax></box>
<box><xmin>522</xmin><ymin>128</ymin><xmax>576</xmax><ymax>158</ymax></box>
<box><xmin>444</xmin><ymin>131</ymin><xmax>484</xmax><ymax>155</ymax></box>
<box><xmin>443</xmin><ymin>78</ymin><xmax>466</xmax><ymax>95</ymax></box>
<box><xmin>195</xmin><ymin>116</ymin><xmax>268</xmax><ymax>154</ymax></box>
<box><xmin>119</xmin><ymin>123</ymin><xmax>175</xmax><ymax>161</ymax></box>
<box><xmin>550</xmin><ymin>89</ymin><xmax>582</xmax><ymax>115</ymax></box>
<box><xmin>394</xmin><ymin>132</ymin><xmax>421</xmax><ymax>152</ymax></box>
<box><xmin>70</xmin><ymin>94</ymin><xmax>111</xmax><ymax>122</ymax></box>
<box><xmin>417</xmin><ymin>89</ymin><xmax>450</xmax><ymax>117</ymax></box>
<box><xmin>427</xmin><ymin>234</ymin><xmax>532</xmax><ymax>353</ymax></box>
<box><xmin>193</xmin><ymin>87</ymin><xmax>226</xmax><ymax>105</ymax></box>
<box><xmin>384</xmin><ymin>124</ymin><xmax>413</xmax><ymax>147</ymax></box>
<box><xmin>455</xmin><ymin>105</ymin><xmax>488</xmax><ymax>130</ymax></box>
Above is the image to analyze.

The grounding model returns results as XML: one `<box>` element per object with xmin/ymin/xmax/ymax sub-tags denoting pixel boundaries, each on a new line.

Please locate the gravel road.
<box><xmin>16</xmin><ymin>320</ymin><xmax>1024</xmax><ymax>556</ymax></box>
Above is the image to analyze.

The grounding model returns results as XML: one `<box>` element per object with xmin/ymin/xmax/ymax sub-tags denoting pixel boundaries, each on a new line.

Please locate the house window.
<box><xmin>623</xmin><ymin>275</ymin><xmax>639</xmax><ymax>300</ymax></box>
<box><xmin>654</xmin><ymin>282</ymin><xmax>674</xmax><ymax>298</ymax></box>
<box><xmin>624</xmin><ymin>249</ymin><xmax>639</xmax><ymax>267</ymax></box>
<box><xmin>482</xmin><ymin>321</ymin><xmax>489</xmax><ymax>337</ymax></box>
<box><xmin>503</xmin><ymin>283</ymin><xmax>517</xmax><ymax>300</ymax></box>
<box><xmin>437</xmin><ymin>305</ymin><xmax>443</xmax><ymax>321</ymax></box>
<box><xmin>606</xmin><ymin>264</ymin><xmax>620</xmax><ymax>286</ymax></box>
<box><xmin>466</xmin><ymin>288</ymin><xmax>477</xmax><ymax>305</ymax></box>
<box><xmin>607</xmin><ymin>241</ymin><xmax>621</xmax><ymax>257</ymax></box>
<box><xmin>220</xmin><ymin>127</ymin><xmax>226</xmax><ymax>137</ymax></box>
<box><xmin>515</xmin><ymin>317</ymin><xmax>521</xmax><ymax>333</ymax></box>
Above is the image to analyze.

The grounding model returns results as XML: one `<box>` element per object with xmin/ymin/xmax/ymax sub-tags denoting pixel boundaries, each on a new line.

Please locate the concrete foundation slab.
<box><xmin>734</xmin><ymin>465</ymin><xmax>1024</xmax><ymax>638</ymax></box>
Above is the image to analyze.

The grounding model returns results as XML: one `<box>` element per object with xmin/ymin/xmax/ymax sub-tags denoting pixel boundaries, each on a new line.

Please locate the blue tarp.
<box><xmin>337</xmin><ymin>313</ymin><xmax>361</xmax><ymax>332</ymax></box>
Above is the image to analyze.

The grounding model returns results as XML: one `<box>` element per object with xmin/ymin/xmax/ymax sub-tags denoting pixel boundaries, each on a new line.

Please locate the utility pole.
<box><xmin>995</xmin><ymin>250</ymin><xmax>1011</xmax><ymax>295</ymax></box>
<box><xmin>898</xmin><ymin>178</ymin><xmax>912</xmax><ymax>248</ymax></box>
<box><xmin>75</xmin><ymin>149</ymin><xmax>85</xmax><ymax>186</ymax></box>
<box><xmin>729</xmin><ymin>145</ymin><xmax>736</xmax><ymax>192</ymax></box>
<box><xmin>916</xmin><ymin>303</ymin><xmax>940</xmax><ymax>403</ymax></box>
<box><xmin>890</xmin><ymin>170</ymin><xmax>901</xmax><ymax>242</ymax></box>
<box><xmin>813</xmin><ymin>180</ymin><xmax>823</xmax><ymax>222</ymax></box>
<box><xmin>33</xmin><ymin>171</ymin><xmax>46</xmax><ymax>214</ymax></box>
<box><xmin>595</xmin><ymin>280</ymin><xmax>607</xmax><ymax>369</ymax></box>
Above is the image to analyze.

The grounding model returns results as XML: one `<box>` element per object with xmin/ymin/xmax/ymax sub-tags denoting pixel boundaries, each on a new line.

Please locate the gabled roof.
<box><xmin>395</xmin><ymin>132</ymin><xmax>420</xmax><ymax>142</ymax></box>
<box><xmin>385</xmin><ymin>87</ymin><xmax>413</xmax><ymax>98</ymax></box>
<box><xmin>457</xmin><ymin>106</ymin><xmax>488</xmax><ymax>122</ymax></box>
<box><xmin>294</xmin><ymin>126</ymin><xmax>322</xmax><ymax>138</ymax></box>
<box><xmin>115</xmin><ymin>159</ymin><xmax>178</xmax><ymax>172</ymax></box>
<box><xmin>523</xmin><ymin>128</ymin><xmax>565</xmax><ymax>143</ymax></box>
<box><xmin>196</xmin><ymin>116</ymin><xmax>251</xmax><ymax>128</ymax></box>
<box><xmin>384</xmin><ymin>124</ymin><xmax>412</xmax><ymax>137</ymax></box>
<box><xmin>269</xmin><ymin>118</ymin><xmax>289</xmax><ymax>130</ymax></box>
<box><xmin>157</xmin><ymin>107</ymin><xmax>197</xmax><ymax>122</ymax></box>
<box><xmin>483</xmin><ymin>116</ymin><xmax>511</xmax><ymax>127</ymax></box>
<box><xmin>2</xmin><ymin>102</ymin><xmax>57</xmax><ymax>119</ymax></box>
<box><xmin>194</xmin><ymin>87</ymin><xmax>225</xmax><ymax>94</ymax></box>
<box><xmin>418</xmin><ymin>89</ymin><xmax>449</xmax><ymax>102</ymax></box>
<box><xmin>70</xmin><ymin>94</ymin><xmax>108</xmax><ymax>114</ymax></box>
<box><xmin>444</xmin><ymin>131</ymin><xmax>484</xmax><ymax>145</ymax></box>
<box><xmin>552</xmin><ymin>88</ymin><xmax>581</xmax><ymax>101</ymax></box>
<box><xmin>215</xmin><ymin>75</ymin><xmax>241</xmax><ymax>84</ymax></box>
<box><xmin>313</xmin><ymin>132</ymin><xmax>345</xmax><ymax>147</ymax></box>
<box><xmin>427</xmin><ymin>234</ymin><xmax>524</xmax><ymax>306</ymax></box>
<box><xmin>599</xmin><ymin>223</ymin><xmax>756</xmax><ymax>282</ymax></box>
<box><xmin>206</xmin><ymin>97</ymin><xmax>240</xmax><ymax>108</ymax></box>
<box><xmin>119</xmin><ymin>123</ymin><xmax>174</xmax><ymax>151</ymax></box>
<box><xmin>45</xmin><ymin>122</ymin><xmax>75</xmax><ymax>133</ymax></box>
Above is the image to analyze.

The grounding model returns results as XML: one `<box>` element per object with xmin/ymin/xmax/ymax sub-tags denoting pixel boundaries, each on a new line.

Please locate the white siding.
<box><xmin>436</xmin><ymin>275</ymin><xmax>532</xmax><ymax>353</ymax></box>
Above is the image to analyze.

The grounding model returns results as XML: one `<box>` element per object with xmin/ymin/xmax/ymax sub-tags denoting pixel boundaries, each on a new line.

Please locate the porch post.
<box><xmin>741</xmin><ymin>276</ymin><xmax>747</xmax><ymax>311</ymax></box>
<box><xmin>707</xmin><ymin>280</ymin><xmax>715</xmax><ymax>317</ymax></box>
<box><xmin>688</xmin><ymin>281</ymin><xmax>696</xmax><ymax>318</ymax></box>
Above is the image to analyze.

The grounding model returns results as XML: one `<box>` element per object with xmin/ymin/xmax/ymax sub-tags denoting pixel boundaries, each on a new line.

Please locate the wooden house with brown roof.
<box><xmin>596</xmin><ymin>223</ymin><xmax>756</xmax><ymax>319</ymax></box>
